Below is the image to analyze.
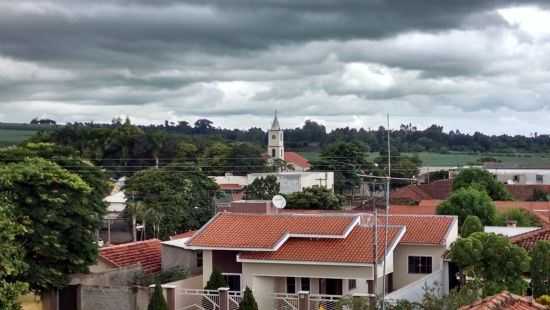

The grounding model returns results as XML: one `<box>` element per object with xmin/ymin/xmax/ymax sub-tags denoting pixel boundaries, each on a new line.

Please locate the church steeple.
<box><xmin>267</xmin><ymin>110</ymin><xmax>284</xmax><ymax>161</ymax></box>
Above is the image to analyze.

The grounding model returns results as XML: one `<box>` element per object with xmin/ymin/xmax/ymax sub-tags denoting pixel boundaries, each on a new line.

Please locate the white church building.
<box><xmin>266</xmin><ymin>111</ymin><xmax>311</xmax><ymax>171</ymax></box>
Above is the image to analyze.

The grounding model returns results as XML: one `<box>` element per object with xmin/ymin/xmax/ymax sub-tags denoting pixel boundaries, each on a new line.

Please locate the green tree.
<box><xmin>226</xmin><ymin>143</ymin><xmax>266</xmax><ymax>176</ymax></box>
<box><xmin>204</xmin><ymin>270</ymin><xmax>227</xmax><ymax>290</ymax></box>
<box><xmin>0</xmin><ymin>198</ymin><xmax>28</xmax><ymax>310</ymax></box>
<box><xmin>530</xmin><ymin>241</ymin><xmax>550</xmax><ymax>297</ymax></box>
<box><xmin>106</xmin><ymin>117</ymin><xmax>144</xmax><ymax>168</ymax></box>
<box><xmin>311</xmin><ymin>142</ymin><xmax>371</xmax><ymax>193</ymax></box>
<box><xmin>147</xmin><ymin>282</ymin><xmax>168</xmax><ymax>310</ymax></box>
<box><xmin>437</xmin><ymin>188</ymin><xmax>497</xmax><ymax>225</ymax></box>
<box><xmin>201</xmin><ymin>142</ymin><xmax>231</xmax><ymax>176</ymax></box>
<box><xmin>461</xmin><ymin>215</ymin><xmax>483</xmax><ymax>238</ymax></box>
<box><xmin>125</xmin><ymin>164</ymin><xmax>218</xmax><ymax>239</ymax></box>
<box><xmin>452</xmin><ymin>168</ymin><xmax>512</xmax><ymax>200</ymax></box>
<box><xmin>245</xmin><ymin>176</ymin><xmax>280</xmax><ymax>200</ymax></box>
<box><xmin>239</xmin><ymin>287</ymin><xmax>258</xmax><ymax>310</ymax></box>
<box><xmin>449</xmin><ymin>232</ymin><xmax>530</xmax><ymax>296</ymax></box>
<box><xmin>286</xmin><ymin>187</ymin><xmax>343</xmax><ymax>210</ymax></box>
<box><xmin>0</xmin><ymin>158</ymin><xmax>103</xmax><ymax>293</ymax></box>
<box><xmin>494</xmin><ymin>208</ymin><xmax>541</xmax><ymax>227</ymax></box>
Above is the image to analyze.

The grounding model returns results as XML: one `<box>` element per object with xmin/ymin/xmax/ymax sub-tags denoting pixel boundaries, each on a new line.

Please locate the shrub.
<box><xmin>147</xmin><ymin>282</ymin><xmax>168</xmax><ymax>310</ymax></box>
<box><xmin>238</xmin><ymin>287</ymin><xmax>258</xmax><ymax>310</ymax></box>
<box><xmin>461</xmin><ymin>215</ymin><xmax>483</xmax><ymax>238</ymax></box>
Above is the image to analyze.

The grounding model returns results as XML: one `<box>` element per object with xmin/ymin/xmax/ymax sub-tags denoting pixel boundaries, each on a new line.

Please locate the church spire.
<box><xmin>271</xmin><ymin>110</ymin><xmax>280</xmax><ymax>131</ymax></box>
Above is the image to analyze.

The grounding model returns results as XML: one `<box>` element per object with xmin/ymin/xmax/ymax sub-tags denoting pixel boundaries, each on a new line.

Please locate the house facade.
<box><xmin>167</xmin><ymin>212</ymin><xmax>458</xmax><ymax>309</ymax></box>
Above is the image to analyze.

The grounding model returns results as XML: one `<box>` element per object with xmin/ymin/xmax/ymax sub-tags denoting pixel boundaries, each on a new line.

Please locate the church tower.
<box><xmin>268</xmin><ymin>110</ymin><xmax>284</xmax><ymax>160</ymax></box>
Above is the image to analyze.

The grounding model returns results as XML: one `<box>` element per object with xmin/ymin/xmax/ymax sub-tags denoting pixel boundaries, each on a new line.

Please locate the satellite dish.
<box><xmin>272</xmin><ymin>195</ymin><xmax>287</xmax><ymax>209</ymax></box>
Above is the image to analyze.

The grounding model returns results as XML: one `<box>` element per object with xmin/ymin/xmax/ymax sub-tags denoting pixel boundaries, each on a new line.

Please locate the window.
<box><xmin>408</xmin><ymin>256</ymin><xmax>432</xmax><ymax>274</ymax></box>
<box><xmin>272</xmin><ymin>149</ymin><xmax>276</xmax><ymax>157</ymax></box>
<box><xmin>537</xmin><ymin>175</ymin><xmax>544</xmax><ymax>184</ymax></box>
<box><xmin>286</xmin><ymin>277</ymin><xmax>296</xmax><ymax>293</ymax></box>
<box><xmin>348</xmin><ymin>279</ymin><xmax>356</xmax><ymax>290</ymax></box>
<box><xmin>300</xmin><ymin>278</ymin><xmax>310</xmax><ymax>292</ymax></box>
<box><xmin>367</xmin><ymin>280</ymin><xmax>374</xmax><ymax>294</ymax></box>
<box><xmin>513</xmin><ymin>175</ymin><xmax>520</xmax><ymax>182</ymax></box>
<box><xmin>196</xmin><ymin>251</ymin><xmax>203</xmax><ymax>267</ymax></box>
<box><xmin>223</xmin><ymin>274</ymin><xmax>241</xmax><ymax>291</ymax></box>
<box><xmin>272</xmin><ymin>134</ymin><xmax>276</xmax><ymax>140</ymax></box>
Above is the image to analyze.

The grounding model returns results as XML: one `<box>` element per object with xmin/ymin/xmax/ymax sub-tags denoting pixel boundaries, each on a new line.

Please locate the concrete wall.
<box><xmin>392</xmin><ymin>244</ymin><xmax>447</xmax><ymax>290</ymax></box>
<box><xmin>487</xmin><ymin>168</ymin><xmax>550</xmax><ymax>185</ymax></box>
<box><xmin>161</xmin><ymin>244</ymin><xmax>201</xmax><ymax>274</ymax></box>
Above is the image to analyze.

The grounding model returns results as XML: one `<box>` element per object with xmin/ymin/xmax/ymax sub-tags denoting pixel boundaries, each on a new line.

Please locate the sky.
<box><xmin>2</xmin><ymin>0</ymin><xmax>550</xmax><ymax>135</ymax></box>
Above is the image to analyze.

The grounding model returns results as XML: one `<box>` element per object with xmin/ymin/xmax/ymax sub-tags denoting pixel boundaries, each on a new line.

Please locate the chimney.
<box><xmin>506</xmin><ymin>220</ymin><xmax>517</xmax><ymax>228</ymax></box>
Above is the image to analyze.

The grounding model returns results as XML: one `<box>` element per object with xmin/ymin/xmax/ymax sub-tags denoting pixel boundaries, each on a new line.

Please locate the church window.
<box><xmin>272</xmin><ymin>134</ymin><xmax>276</xmax><ymax>140</ymax></box>
<box><xmin>272</xmin><ymin>149</ymin><xmax>276</xmax><ymax>157</ymax></box>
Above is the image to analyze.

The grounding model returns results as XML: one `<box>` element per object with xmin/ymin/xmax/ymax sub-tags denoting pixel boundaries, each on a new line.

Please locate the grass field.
<box><xmin>299</xmin><ymin>151</ymin><xmax>550</xmax><ymax>167</ymax></box>
<box><xmin>0</xmin><ymin>128</ymin><xmax>38</xmax><ymax>146</ymax></box>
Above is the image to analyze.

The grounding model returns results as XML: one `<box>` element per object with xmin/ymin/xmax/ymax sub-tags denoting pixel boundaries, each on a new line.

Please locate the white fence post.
<box><xmin>219</xmin><ymin>287</ymin><xmax>230</xmax><ymax>310</ymax></box>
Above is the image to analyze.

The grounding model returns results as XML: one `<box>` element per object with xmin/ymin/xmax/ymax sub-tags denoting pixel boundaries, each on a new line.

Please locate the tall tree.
<box><xmin>437</xmin><ymin>187</ymin><xmax>497</xmax><ymax>225</ymax></box>
<box><xmin>452</xmin><ymin>168</ymin><xmax>512</xmax><ymax>200</ymax></box>
<box><xmin>461</xmin><ymin>215</ymin><xmax>483</xmax><ymax>238</ymax></box>
<box><xmin>0</xmin><ymin>198</ymin><xmax>28</xmax><ymax>310</ymax></box>
<box><xmin>311</xmin><ymin>142</ymin><xmax>371</xmax><ymax>193</ymax></box>
<box><xmin>286</xmin><ymin>187</ymin><xmax>343</xmax><ymax>210</ymax></box>
<box><xmin>125</xmin><ymin>164</ymin><xmax>218</xmax><ymax>239</ymax></box>
<box><xmin>0</xmin><ymin>158</ymin><xmax>103</xmax><ymax>293</ymax></box>
<box><xmin>245</xmin><ymin>176</ymin><xmax>280</xmax><ymax>200</ymax></box>
<box><xmin>530</xmin><ymin>241</ymin><xmax>550</xmax><ymax>298</ymax></box>
<box><xmin>449</xmin><ymin>232</ymin><xmax>530</xmax><ymax>296</ymax></box>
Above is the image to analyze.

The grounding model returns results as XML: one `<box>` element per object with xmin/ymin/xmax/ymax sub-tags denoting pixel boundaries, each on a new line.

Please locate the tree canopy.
<box><xmin>461</xmin><ymin>215</ymin><xmax>483</xmax><ymax>238</ymax></box>
<box><xmin>0</xmin><ymin>158</ymin><xmax>104</xmax><ymax>293</ymax></box>
<box><xmin>286</xmin><ymin>187</ymin><xmax>343</xmax><ymax>210</ymax></box>
<box><xmin>494</xmin><ymin>208</ymin><xmax>541</xmax><ymax>227</ymax></box>
<box><xmin>449</xmin><ymin>232</ymin><xmax>530</xmax><ymax>296</ymax></box>
<box><xmin>530</xmin><ymin>241</ymin><xmax>550</xmax><ymax>298</ymax></box>
<box><xmin>452</xmin><ymin>168</ymin><xmax>512</xmax><ymax>200</ymax></box>
<box><xmin>245</xmin><ymin>176</ymin><xmax>280</xmax><ymax>200</ymax></box>
<box><xmin>437</xmin><ymin>187</ymin><xmax>497</xmax><ymax>225</ymax></box>
<box><xmin>125</xmin><ymin>164</ymin><xmax>218</xmax><ymax>239</ymax></box>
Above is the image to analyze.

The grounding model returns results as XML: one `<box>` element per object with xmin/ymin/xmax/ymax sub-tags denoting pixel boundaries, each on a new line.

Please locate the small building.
<box><xmin>266</xmin><ymin>111</ymin><xmax>311</xmax><ymax>171</ymax></box>
<box><xmin>485</xmin><ymin>163</ymin><xmax>550</xmax><ymax>185</ymax></box>
<box><xmin>247</xmin><ymin>171</ymin><xmax>334</xmax><ymax>194</ymax></box>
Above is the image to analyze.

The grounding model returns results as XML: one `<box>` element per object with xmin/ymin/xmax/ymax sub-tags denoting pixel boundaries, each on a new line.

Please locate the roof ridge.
<box><xmin>100</xmin><ymin>239</ymin><xmax>160</xmax><ymax>251</ymax></box>
<box><xmin>510</xmin><ymin>227</ymin><xmax>549</xmax><ymax>242</ymax></box>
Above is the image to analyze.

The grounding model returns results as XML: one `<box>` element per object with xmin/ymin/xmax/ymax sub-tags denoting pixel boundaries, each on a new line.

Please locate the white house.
<box><xmin>247</xmin><ymin>171</ymin><xmax>334</xmax><ymax>194</ymax></box>
<box><xmin>165</xmin><ymin>211</ymin><xmax>458</xmax><ymax>309</ymax></box>
<box><xmin>484</xmin><ymin>163</ymin><xmax>550</xmax><ymax>185</ymax></box>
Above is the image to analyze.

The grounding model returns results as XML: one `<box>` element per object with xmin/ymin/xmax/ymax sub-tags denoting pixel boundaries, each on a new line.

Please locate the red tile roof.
<box><xmin>510</xmin><ymin>227</ymin><xmax>550</xmax><ymax>251</ymax></box>
<box><xmin>170</xmin><ymin>230</ymin><xmax>197</xmax><ymax>240</ymax></box>
<box><xmin>459</xmin><ymin>291</ymin><xmax>547</xmax><ymax>310</ymax></box>
<box><xmin>390</xmin><ymin>180</ymin><xmax>452</xmax><ymax>204</ymax></box>
<box><xmin>363</xmin><ymin>215</ymin><xmax>456</xmax><ymax>245</ymax></box>
<box><xmin>389</xmin><ymin>204</ymin><xmax>439</xmax><ymax>215</ymax></box>
<box><xmin>218</xmin><ymin>184</ymin><xmax>244</xmax><ymax>191</ymax></box>
<box><xmin>284</xmin><ymin>151</ymin><xmax>310</xmax><ymax>169</ymax></box>
<box><xmin>187</xmin><ymin>213</ymin><xmax>358</xmax><ymax>250</ymax></box>
<box><xmin>239</xmin><ymin>226</ymin><xmax>404</xmax><ymax>265</ymax></box>
<box><xmin>506</xmin><ymin>185</ymin><xmax>550</xmax><ymax>201</ymax></box>
<box><xmin>99</xmin><ymin>239</ymin><xmax>161</xmax><ymax>274</ymax></box>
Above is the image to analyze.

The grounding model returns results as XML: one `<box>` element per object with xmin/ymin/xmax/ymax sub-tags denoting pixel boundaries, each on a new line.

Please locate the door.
<box><xmin>58</xmin><ymin>285</ymin><xmax>78</xmax><ymax>310</ymax></box>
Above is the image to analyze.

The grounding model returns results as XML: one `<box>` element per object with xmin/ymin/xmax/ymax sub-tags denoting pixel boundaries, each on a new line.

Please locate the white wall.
<box><xmin>392</xmin><ymin>245</ymin><xmax>447</xmax><ymax>290</ymax></box>
<box><xmin>486</xmin><ymin>168</ymin><xmax>550</xmax><ymax>185</ymax></box>
<box><xmin>202</xmin><ymin>250</ymin><xmax>213</xmax><ymax>287</ymax></box>
<box><xmin>247</xmin><ymin>172</ymin><xmax>335</xmax><ymax>194</ymax></box>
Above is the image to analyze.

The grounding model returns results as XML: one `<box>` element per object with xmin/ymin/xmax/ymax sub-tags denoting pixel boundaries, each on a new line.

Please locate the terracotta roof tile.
<box><xmin>239</xmin><ymin>226</ymin><xmax>404</xmax><ymax>264</ymax></box>
<box><xmin>99</xmin><ymin>239</ymin><xmax>161</xmax><ymax>274</ymax></box>
<box><xmin>460</xmin><ymin>291</ymin><xmax>547</xmax><ymax>310</ymax></box>
<box><xmin>187</xmin><ymin>213</ymin><xmax>357</xmax><ymax>249</ymax></box>
<box><xmin>170</xmin><ymin>230</ymin><xmax>197</xmax><ymax>240</ymax></box>
<box><xmin>389</xmin><ymin>204</ymin><xmax>439</xmax><ymax>215</ymax></box>
<box><xmin>284</xmin><ymin>152</ymin><xmax>310</xmax><ymax>169</ymax></box>
<box><xmin>510</xmin><ymin>227</ymin><xmax>550</xmax><ymax>251</ymax></box>
<box><xmin>363</xmin><ymin>215</ymin><xmax>456</xmax><ymax>245</ymax></box>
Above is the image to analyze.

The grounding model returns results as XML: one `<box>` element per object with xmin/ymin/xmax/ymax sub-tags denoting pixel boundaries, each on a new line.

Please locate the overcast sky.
<box><xmin>2</xmin><ymin>0</ymin><xmax>550</xmax><ymax>134</ymax></box>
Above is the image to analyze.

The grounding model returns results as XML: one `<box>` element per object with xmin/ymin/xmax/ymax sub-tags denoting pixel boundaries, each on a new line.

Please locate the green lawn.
<box><xmin>299</xmin><ymin>151</ymin><xmax>550</xmax><ymax>167</ymax></box>
<box><xmin>0</xmin><ymin>129</ymin><xmax>38</xmax><ymax>146</ymax></box>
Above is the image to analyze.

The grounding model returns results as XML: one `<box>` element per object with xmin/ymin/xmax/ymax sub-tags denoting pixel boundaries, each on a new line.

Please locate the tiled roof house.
<box><xmin>459</xmin><ymin>291</ymin><xmax>547</xmax><ymax>310</ymax></box>
<box><xmin>510</xmin><ymin>227</ymin><xmax>550</xmax><ymax>251</ymax></box>
<box><xmin>99</xmin><ymin>239</ymin><xmax>162</xmax><ymax>274</ymax></box>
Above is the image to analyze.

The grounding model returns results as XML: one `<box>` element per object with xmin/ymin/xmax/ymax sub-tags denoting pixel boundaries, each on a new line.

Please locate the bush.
<box><xmin>286</xmin><ymin>186</ymin><xmax>343</xmax><ymax>210</ymax></box>
<box><xmin>461</xmin><ymin>215</ymin><xmax>483</xmax><ymax>237</ymax></box>
<box><xmin>536</xmin><ymin>295</ymin><xmax>550</xmax><ymax>306</ymax></box>
<box><xmin>205</xmin><ymin>269</ymin><xmax>227</xmax><ymax>290</ymax></box>
<box><xmin>530</xmin><ymin>241</ymin><xmax>550</xmax><ymax>297</ymax></box>
<box><xmin>437</xmin><ymin>187</ymin><xmax>497</xmax><ymax>225</ymax></box>
<box><xmin>494</xmin><ymin>208</ymin><xmax>541</xmax><ymax>227</ymax></box>
<box><xmin>238</xmin><ymin>287</ymin><xmax>258</xmax><ymax>310</ymax></box>
<box><xmin>452</xmin><ymin>168</ymin><xmax>512</xmax><ymax>200</ymax></box>
<box><xmin>148</xmin><ymin>282</ymin><xmax>168</xmax><ymax>310</ymax></box>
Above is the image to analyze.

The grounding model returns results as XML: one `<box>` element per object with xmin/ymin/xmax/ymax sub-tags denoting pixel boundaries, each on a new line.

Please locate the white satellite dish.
<box><xmin>272</xmin><ymin>195</ymin><xmax>287</xmax><ymax>209</ymax></box>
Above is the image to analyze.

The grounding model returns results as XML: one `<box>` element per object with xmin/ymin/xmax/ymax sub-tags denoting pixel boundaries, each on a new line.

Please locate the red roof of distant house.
<box><xmin>218</xmin><ymin>184</ymin><xmax>244</xmax><ymax>191</ymax></box>
<box><xmin>506</xmin><ymin>185</ymin><xmax>550</xmax><ymax>201</ymax></box>
<box><xmin>459</xmin><ymin>291</ymin><xmax>547</xmax><ymax>310</ymax></box>
<box><xmin>239</xmin><ymin>226</ymin><xmax>404</xmax><ymax>265</ymax></box>
<box><xmin>510</xmin><ymin>227</ymin><xmax>550</xmax><ymax>251</ymax></box>
<box><xmin>388</xmin><ymin>204</ymin><xmax>439</xmax><ymax>215</ymax></box>
<box><xmin>187</xmin><ymin>213</ymin><xmax>358</xmax><ymax>250</ymax></box>
<box><xmin>391</xmin><ymin>179</ymin><xmax>453</xmax><ymax>203</ymax></box>
<box><xmin>99</xmin><ymin>239</ymin><xmax>161</xmax><ymax>274</ymax></box>
<box><xmin>170</xmin><ymin>230</ymin><xmax>197</xmax><ymax>240</ymax></box>
<box><xmin>284</xmin><ymin>151</ymin><xmax>310</xmax><ymax>169</ymax></box>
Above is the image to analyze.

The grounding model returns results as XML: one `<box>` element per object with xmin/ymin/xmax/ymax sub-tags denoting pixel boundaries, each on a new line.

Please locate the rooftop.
<box><xmin>284</xmin><ymin>151</ymin><xmax>310</xmax><ymax>169</ymax></box>
<box><xmin>459</xmin><ymin>291</ymin><xmax>547</xmax><ymax>310</ymax></box>
<box><xmin>99</xmin><ymin>239</ymin><xmax>161</xmax><ymax>274</ymax></box>
<box><xmin>510</xmin><ymin>227</ymin><xmax>550</xmax><ymax>251</ymax></box>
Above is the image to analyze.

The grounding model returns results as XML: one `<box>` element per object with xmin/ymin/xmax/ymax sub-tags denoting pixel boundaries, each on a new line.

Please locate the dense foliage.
<box><xmin>452</xmin><ymin>168</ymin><xmax>512</xmax><ymax>200</ymax></box>
<box><xmin>0</xmin><ymin>158</ymin><xmax>104</xmax><ymax>293</ymax></box>
<box><xmin>461</xmin><ymin>215</ymin><xmax>483</xmax><ymax>238</ymax></box>
<box><xmin>125</xmin><ymin>164</ymin><xmax>218</xmax><ymax>239</ymax></box>
<box><xmin>437</xmin><ymin>188</ymin><xmax>497</xmax><ymax>225</ymax></box>
<box><xmin>530</xmin><ymin>241</ymin><xmax>550</xmax><ymax>298</ymax></box>
<box><xmin>245</xmin><ymin>176</ymin><xmax>280</xmax><ymax>200</ymax></box>
<box><xmin>147</xmin><ymin>282</ymin><xmax>168</xmax><ymax>310</ymax></box>
<box><xmin>0</xmin><ymin>198</ymin><xmax>28</xmax><ymax>310</ymax></box>
<box><xmin>286</xmin><ymin>187</ymin><xmax>343</xmax><ymax>210</ymax></box>
<box><xmin>204</xmin><ymin>270</ymin><xmax>227</xmax><ymax>290</ymax></box>
<box><xmin>494</xmin><ymin>208</ymin><xmax>541</xmax><ymax>227</ymax></box>
<box><xmin>449</xmin><ymin>232</ymin><xmax>530</xmax><ymax>295</ymax></box>
<box><xmin>311</xmin><ymin>142</ymin><xmax>371</xmax><ymax>193</ymax></box>
<box><xmin>238</xmin><ymin>287</ymin><xmax>258</xmax><ymax>310</ymax></box>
